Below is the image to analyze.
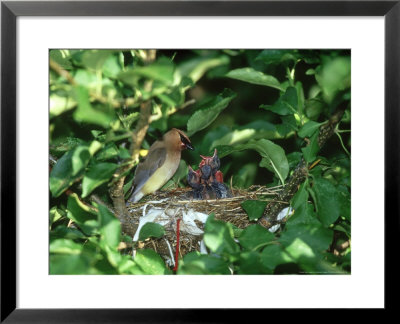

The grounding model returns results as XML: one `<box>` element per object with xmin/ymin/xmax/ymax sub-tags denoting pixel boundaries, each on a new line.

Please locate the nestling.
<box><xmin>187</xmin><ymin>166</ymin><xmax>202</xmax><ymax>199</ymax></box>
<box><xmin>187</xmin><ymin>149</ymin><xmax>231</xmax><ymax>199</ymax></box>
<box><xmin>200</xmin><ymin>149</ymin><xmax>223</xmax><ymax>183</ymax></box>
<box><xmin>127</xmin><ymin>128</ymin><xmax>194</xmax><ymax>204</ymax></box>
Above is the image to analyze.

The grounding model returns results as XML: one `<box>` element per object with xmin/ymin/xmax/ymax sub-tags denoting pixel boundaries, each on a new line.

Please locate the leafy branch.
<box><xmin>258</xmin><ymin>105</ymin><xmax>347</xmax><ymax>229</ymax></box>
<box><xmin>109</xmin><ymin>50</ymin><xmax>156</xmax><ymax>236</ymax></box>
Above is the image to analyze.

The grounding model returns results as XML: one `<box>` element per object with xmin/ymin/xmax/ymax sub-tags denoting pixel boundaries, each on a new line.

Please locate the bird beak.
<box><xmin>185</xmin><ymin>143</ymin><xmax>194</xmax><ymax>151</ymax></box>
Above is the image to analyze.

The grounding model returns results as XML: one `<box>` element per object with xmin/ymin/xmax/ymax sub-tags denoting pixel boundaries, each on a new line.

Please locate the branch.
<box><xmin>258</xmin><ymin>105</ymin><xmax>347</xmax><ymax>229</ymax></box>
<box><xmin>109</xmin><ymin>50</ymin><xmax>156</xmax><ymax>236</ymax></box>
<box><xmin>50</xmin><ymin>51</ymin><xmax>157</xmax><ymax>237</ymax></box>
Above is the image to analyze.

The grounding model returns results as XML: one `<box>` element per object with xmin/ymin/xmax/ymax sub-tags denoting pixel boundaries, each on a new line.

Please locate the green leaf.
<box><xmin>49</xmin><ymin>206</ymin><xmax>64</xmax><ymax>225</ymax></box>
<box><xmin>210</xmin><ymin>120</ymin><xmax>280</xmax><ymax>148</ymax></box>
<box><xmin>178</xmin><ymin>252</ymin><xmax>231</xmax><ymax>274</ymax></box>
<box><xmin>254</xmin><ymin>139</ymin><xmax>289</xmax><ymax>182</ymax></box>
<box><xmin>81</xmin><ymin>50</ymin><xmax>113</xmax><ymax>71</ymax></box>
<box><xmin>98</xmin><ymin>204</ymin><xmax>121</xmax><ymax>249</ymax></box>
<box><xmin>238</xmin><ymin>224</ymin><xmax>275</xmax><ymax>251</ymax></box>
<box><xmin>119</xmin><ymin>147</ymin><xmax>131</xmax><ymax>160</ymax></box>
<box><xmin>102</xmin><ymin>54</ymin><xmax>122</xmax><ymax>78</ymax></box>
<box><xmin>73</xmin><ymin>86</ymin><xmax>115</xmax><ymax>128</ymax></box>
<box><xmin>295</xmin><ymin>81</ymin><xmax>305</xmax><ymax>114</ymax></box>
<box><xmin>50</xmin><ymin>49</ymin><xmax>73</xmax><ymax>70</ymax></box>
<box><xmin>118</xmin><ymin>57</ymin><xmax>175</xmax><ymax>86</ymax></box>
<box><xmin>312</xmin><ymin>178</ymin><xmax>341</xmax><ymax>227</ymax></box>
<box><xmin>50</xmin><ymin>137</ymin><xmax>84</xmax><ymax>154</ymax></box>
<box><xmin>291</xmin><ymin>181</ymin><xmax>309</xmax><ymax>210</ymax></box>
<box><xmin>50</xmin><ymin>226</ymin><xmax>87</xmax><ymax>240</ymax></box>
<box><xmin>187</xmin><ymin>88</ymin><xmax>236</xmax><ymax>135</ymax></box>
<box><xmin>225</xmin><ymin>67</ymin><xmax>283</xmax><ymax>91</ymax></box>
<box><xmin>204</xmin><ymin>216</ymin><xmax>240</xmax><ymax>255</ymax></box>
<box><xmin>301</xmin><ymin>131</ymin><xmax>319</xmax><ymax>163</ymax></box>
<box><xmin>298</xmin><ymin>121</ymin><xmax>324</xmax><ymax>138</ymax></box>
<box><xmin>286</xmin><ymin>202</ymin><xmax>320</xmax><ymax>226</ymax></box>
<box><xmin>237</xmin><ymin>251</ymin><xmax>272</xmax><ymax>274</ymax></box>
<box><xmin>117</xmin><ymin>258</ymin><xmax>141</xmax><ymax>274</ymax></box>
<box><xmin>305</xmin><ymin>98</ymin><xmax>325</xmax><ymax>120</ymax></box>
<box><xmin>176</xmin><ymin>55</ymin><xmax>230</xmax><ymax>84</ymax></box>
<box><xmin>334</xmin><ymin>222</ymin><xmax>351</xmax><ymax>238</ymax></box>
<box><xmin>256</xmin><ymin>49</ymin><xmax>300</xmax><ymax>66</ymax></box>
<box><xmin>260</xmin><ymin>244</ymin><xmax>294</xmax><ymax>271</ymax></box>
<box><xmin>232</xmin><ymin>163</ymin><xmax>257</xmax><ymax>189</ymax></box>
<box><xmin>286</xmin><ymin>151</ymin><xmax>303</xmax><ymax>169</ymax></box>
<box><xmin>50</xmin><ymin>238</ymin><xmax>83</xmax><ymax>254</ymax></box>
<box><xmin>50</xmin><ymin>91</ymin><xmax>77</xmax><ymax>119</ymax></box>
<box><xmin>71</xmin><ymin>145</ymin><xmax>91</xmax><ymax>176</ymax></box>
<box><xmin>306</xmin><ymin>68</ymin><xmax>315</xmax><ymax>75</ymax></box>
<box><xmin>50</xmin><ymin>254</ymin><xmax>92</xmax><ymax>274</ymax></box>
<box><xmin>337</xmin><ymin>184</ymin><xmax>351</xmax><ymax>220</ymax></box>
<box><xmin>216</xmin><ymin>139</ymin><xmax>289</xmax><ymax>183</ymax></box>
<box><xmin>138</xmin><ymin>222</ymin><xmax>165</xmax><ymax>241</ymax></box>
<box><xmin>241</xmin><ymin>200</ymin><xmax>268</xmax><ymax>221</ymax></box>
<box><xmin>260</xmin><ymin>86</ymin><xmax>298</xmax><ymax>115</ymax></box>
<box><xmin>82</xmin><ymin>162</ymin><xmax>118</xmax><ymax>197</ymax></box>
<box><xmin>73</xmin><ymin>69</ymin><xmax>98</xmax><ymax>87</ymax></box>
<box><xmin>95</xmin><ymin>143</ymin><xmax>119</xmax><ymax>161</ymax></box>
<box><xmin>50</xmin><ymin>145</ymin><xmax>91</xmax><ymax>197</ymax></box>
<box><xmin>101</xmin><ymin>243</ymin><xmax>122</xmax><ymax>268</ymax></box>
<box><xmin>315</xmin><ymin>56</ymin><xmax>351</xmax><ymax>103</ymax></box>
<box><xmin>279</xmin><ymin>223</ymin><xmax>333</xmax><ymax>260</ymax></box>
<box><xmin>66</xmin><ymin>194</ymin><xmax>98</xmax><ymax>235</ymax></box>
<box><xmin>134</xmin><ymin>249</ymin><xmax>170</xmax><ymax>274</ymax></box>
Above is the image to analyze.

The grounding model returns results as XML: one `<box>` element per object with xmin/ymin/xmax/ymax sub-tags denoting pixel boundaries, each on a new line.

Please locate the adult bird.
<box><xmin>126</xmin><ymin>128</ymin><xmax>194</xmax><ymax>204</ymax></box>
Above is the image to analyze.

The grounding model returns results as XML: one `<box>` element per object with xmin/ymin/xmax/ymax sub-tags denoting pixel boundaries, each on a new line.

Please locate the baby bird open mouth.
<box><xmin>187</xmin><ymin>149</ymin><xmax>232</xmax><ymax>200</ymax></box>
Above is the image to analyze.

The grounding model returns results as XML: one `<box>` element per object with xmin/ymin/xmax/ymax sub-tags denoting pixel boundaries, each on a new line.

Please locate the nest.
<box><xmin>125</xmin><ymin>185</ymin><xmax>283</xmax><ymax>268</ymax></box>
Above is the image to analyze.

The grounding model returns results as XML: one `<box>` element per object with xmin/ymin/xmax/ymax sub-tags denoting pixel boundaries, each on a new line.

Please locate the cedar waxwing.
<box><xmin>211</xmin><ymin>180</ymin><xmax>230</xmax><ymax>199</ymax></box>
<box><xmin>187</xmin><ymin>166</ymin><xmax>202</xmax><ymax>199</ymax></box>
<box><xmin>127</xmin><ymin>128</ymin><xmax>194</xmax><ymax>204</ymax></box>
<box><xmin>200</xmin><ymin>182</ymin><xmax>217</xmax><ymax>200</ymax></box>
<box><xmin>187</xmin><ymin>166</ymin><xmax>201</xmax><ymax>189</ymax></box>
<box><xmin>200</xmin><ymin>164</ymin><xmax>212</xmax><ymax>182</ymax></box>
<box><xmin>199</xmin><ymin>149</ymin><xmax>230</xmax><ymax>198</ymax></box>
<box><xmin>187</xmin><ymin>154</ymin><xmax>231</xmax><ymax>199</ymax></box>
<box><xmin>200</xmin><ymin>149</ymin><xmax>224</xmax><ymax>183</ymax></box>
<box><xmin>200</xmin><ymin>149</ymin><xmax>220</xmax><ymax>173</ymax></box>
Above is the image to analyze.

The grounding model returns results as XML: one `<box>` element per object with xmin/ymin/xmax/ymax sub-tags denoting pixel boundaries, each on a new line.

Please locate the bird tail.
<box><xmin>126</xmin><ymin>190</ymin><xmax>144</xmax><ymax>206</ymax></box>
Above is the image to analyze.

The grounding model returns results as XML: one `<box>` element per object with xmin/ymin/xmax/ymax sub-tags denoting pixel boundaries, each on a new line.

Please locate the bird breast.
<box><xmin>140</xmin><ymin>150</ymin><xmax>181</xmax><ymax>195</ymax></box>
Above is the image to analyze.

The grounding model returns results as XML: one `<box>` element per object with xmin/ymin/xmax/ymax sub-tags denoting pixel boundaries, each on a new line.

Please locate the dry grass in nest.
<box><xmin>125</xmin><ymin>185</ymin><xmax>283</xmax><ymax>266</ymax></box>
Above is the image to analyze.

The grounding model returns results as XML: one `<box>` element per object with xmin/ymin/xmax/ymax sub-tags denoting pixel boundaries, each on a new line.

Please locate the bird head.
<box><xmin>187</xmin><ymin>165</ymin><xmax>202</xmax><ymax>189</ymax></box>
<box><xmin>200</xmin><ymin>164</ymin><xmax>212</xmax><ymax>180</ymax></box>
<box><xmin>199</xmin><ymin>149</ymin><xmax>220</xmax><ymax>170</ymax></box>
<box><xmin>166</xmin><ymin>128</ymin><xmax>194</xmax><ymax>151</ymax></box>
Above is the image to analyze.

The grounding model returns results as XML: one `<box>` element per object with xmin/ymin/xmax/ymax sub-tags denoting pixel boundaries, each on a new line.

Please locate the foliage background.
<box><xmin>49</xmin><ymin>49</ymin><xmax>351</xmax><ymax>274</ymax></box>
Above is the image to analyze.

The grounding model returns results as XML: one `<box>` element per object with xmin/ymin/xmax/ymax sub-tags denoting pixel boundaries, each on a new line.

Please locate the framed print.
<box><xmin>1</xmin><ymin>0</ymin><xmax>398</xmax><ymax>321</ymax></box>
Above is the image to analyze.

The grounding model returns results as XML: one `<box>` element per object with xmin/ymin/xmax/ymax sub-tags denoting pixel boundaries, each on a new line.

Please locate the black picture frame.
<box><xmin>1</xmin><ymin>0</ymin><xmax>398</xmax><ymax>321</ymax></box>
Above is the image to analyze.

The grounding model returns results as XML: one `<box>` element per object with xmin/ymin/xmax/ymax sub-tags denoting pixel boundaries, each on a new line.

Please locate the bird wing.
<box><xmin>132</xmin><ymin>146</ymin><xmax>167</xmax><ymax>195</ymax></box>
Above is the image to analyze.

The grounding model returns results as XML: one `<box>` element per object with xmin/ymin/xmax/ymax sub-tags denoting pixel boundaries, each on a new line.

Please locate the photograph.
<box><xmin>49</xmin><ymin>48</ymin><xmax>351</xmax><ymax>275</ymax></box>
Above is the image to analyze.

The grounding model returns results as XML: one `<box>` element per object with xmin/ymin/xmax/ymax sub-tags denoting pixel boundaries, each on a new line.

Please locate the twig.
<box><xmin>179</xmin><ymin>99</ymin><xmax>196</xmax><ymax>109</ymax></box>
<box><xmin>49</xmin><ymin>59</ymin><xmax>77</xmax><ymax>85</ymax></box>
